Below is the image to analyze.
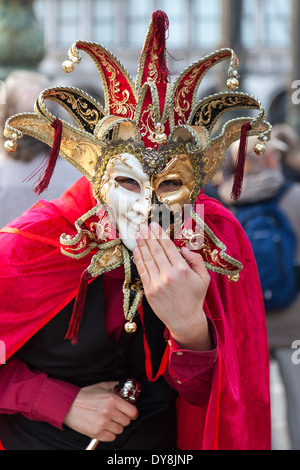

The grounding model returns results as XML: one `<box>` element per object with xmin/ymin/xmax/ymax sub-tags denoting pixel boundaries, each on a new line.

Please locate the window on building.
<box><xmin>192</xmin><ymin>0</ymin><xmax>222</xmax><ymax>48</ymax></box>
<box><xmin>155</xmin><ymin>0</ymin><xmax>189</xmax><ymax>48</ymax></box>
<box><xmin>125</xmin><ymin>0</ymin><xmax>221</xmax><ymax>49</ymax></box>
<box><xmin>241</xmin><ymin>0</ymin><xmax>292</xmax><ymax>48</ymax></box>
<box><xmin>34</xmin><ymin>0</ymin><xmax>224</xmax><ymax>51</ymax></box>
<box><xmin>91</xmin><ymin>0</ymin><xmax>116</xmax><ymax>45</ymax></box>
<box><xmin>125</xmin><ymin>0</ymin><xmax>155</xmax><ymax>47</ymax></box>
<box><xmin>55</xmin><ymin>0</ymin><xmax>80</xmax><ymax>47</ymax></box>
<box><xmin>263</xmin><ymin>0</ymin><xmax>292</xmax><ymax>47</ymax></box>
<box><xmin>34</xmin><ymin>0</ymin><xmax>83</xmax><ymax>48</ymax></box>
<box><xmin>34</xmin><ymin>0</ymin><xmax>292</xmax><ymax>52</ymax></box>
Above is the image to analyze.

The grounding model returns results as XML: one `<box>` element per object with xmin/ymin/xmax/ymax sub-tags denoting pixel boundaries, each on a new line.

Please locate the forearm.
<box><xmin>0</xmin><ymin>357</ymin><xmax>79</xmax><ymax>429</ymax></box>
<box><xmin>169</xmin><ymin>309</ymin><xmax>213</xmax><ymax>352</ymax></box>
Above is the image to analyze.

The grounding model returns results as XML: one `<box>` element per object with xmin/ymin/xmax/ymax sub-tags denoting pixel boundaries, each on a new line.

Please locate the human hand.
<box><xmin>64</xmin><ymin>381</ymin><xmax>138</xmax><ymax>442</ymax></box>
<box><xmin>133</xmin><ymin>222</ymin><xmax>212</xmax><ymax>351</ymax></box>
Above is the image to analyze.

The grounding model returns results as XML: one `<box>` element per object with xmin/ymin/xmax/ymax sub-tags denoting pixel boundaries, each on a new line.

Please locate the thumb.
<box><xmin>181</xmin><ymin>246</ymin><xmax>208</xmax><ymax>278</ymax></box>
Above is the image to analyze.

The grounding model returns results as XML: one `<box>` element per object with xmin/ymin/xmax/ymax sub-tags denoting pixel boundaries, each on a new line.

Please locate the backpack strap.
<box><xmin>271</xmin><ymin>180</ymin><xmax>293</xmax><ymax>204</ymax></box>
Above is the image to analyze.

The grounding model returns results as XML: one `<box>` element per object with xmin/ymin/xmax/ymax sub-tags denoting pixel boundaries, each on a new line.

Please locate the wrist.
<box><xmin>169</xmin><ymin>310</ymin><xmax>213</xmax><ymax>352</ymax></box>
<box><xmin>31</xmin><ymin>377</ymin><xmax>80</xmax><ymax>430</ymax></box>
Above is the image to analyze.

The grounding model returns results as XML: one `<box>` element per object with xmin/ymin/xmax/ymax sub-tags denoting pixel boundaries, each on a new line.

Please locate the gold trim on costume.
<box><xmin>3</xmin><ymin>12</ymin><xmax>272</xmax><ymax>285</ymax></box>
<box><xmin>40</xmin><ymin>87</ymin><xmax>106</xmax><ymax>133</ymax></box>
<box><xmin>68</xmin><ymin>41</ymin><xmax>138</xmax><ymax>118</ymax></box>
<box><xmin>190</xmin><ymin>208</ymin><xmax>243</xmax><ymax>276</ymax></box>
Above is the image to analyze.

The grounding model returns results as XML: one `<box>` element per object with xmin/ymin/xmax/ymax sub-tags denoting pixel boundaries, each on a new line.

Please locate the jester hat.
<box><xmin>4</xmin><ymin>10</ymin><xmax>271</xmax><ymax>198</ymax></box>
<box><xmin>3</xmin><ymin>11</ymin><xmax>272</xmax><ymax>342</ymax></box>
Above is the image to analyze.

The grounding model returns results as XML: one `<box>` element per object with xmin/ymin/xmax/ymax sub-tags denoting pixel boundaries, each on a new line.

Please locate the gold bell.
<box><xmin>254</xmin><ymin>143</ymin><xmax>266</xmax><ymax>156</ymax></box>
<box><xmin>154</xmin><ymin>123</ymin><xmax>168</xmax><ymax>144</ymax></box>
<box><xmin>154</xmin><ymin>133</ymin><xmax>168</xmax><ymax>144</ymax></box>
<box><xmin>228</xmin><ymin>274</ymin><xmax>240</xmax><ymax>283</ymax></box>
<box><xmin>227</xmin><ymin>78</ymin><xmax>239</xmax><ymax>91</ymax></box>
<box><xmin>4</xmin><ymin>140</ymin><xmax>17</xmax><ymax>153</ymax></box>
<box><xmin>62</xmin><ymin>60</ymin><xmax>75</xmax><ymax>73</ymax></box>
<box><xmin>124</xmin><ymin>321</ymin><xmax>137</xmax><ymax>334</ymax></box>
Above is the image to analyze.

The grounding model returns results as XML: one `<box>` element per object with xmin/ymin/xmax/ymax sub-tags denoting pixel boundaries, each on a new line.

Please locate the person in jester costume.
<box><xmin>0</xmin><ymin>11</ymin><xmax>271</xmax><ymax>450</ymax></box>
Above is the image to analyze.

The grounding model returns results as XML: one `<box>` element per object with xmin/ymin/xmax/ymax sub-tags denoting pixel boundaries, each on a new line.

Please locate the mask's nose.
<box><xmin>127</xmin><ymin>184</ymin><xmax>152</xmax><ymax>224</ymax></box>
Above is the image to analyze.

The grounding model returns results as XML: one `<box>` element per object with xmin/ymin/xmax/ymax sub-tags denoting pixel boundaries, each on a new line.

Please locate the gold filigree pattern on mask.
<box><xmin>87</xmin><ymin>44</ymin><xmax>136</xmax><ymax>119</ymax></box>
<box><xmin>170</xmin><ymin>49</ymin><xmax>239</xmax><ymax>129</ymax></box>
<box><xmin>148</xmin><ymin>38</ymin><xmax>160</xmax><ymax>83</ymax></box>
<box><xmin>45</xmin><ymin>88</ymin><xmax>103</xmax><ymax>132</ymax></box>
<box><xmin>173</xmin><ymin>61</ymin><xmax>213</xmax><ymax>125</ymax></box>
<box><xmin>190</xmin><ymin>93</ymin><xmax>261</xmax><ymax>133</ymax></box>
<box><xmin>139</xmin><ymin>104</ymin><xmax>158</xmax><ymax>143</ymax></box>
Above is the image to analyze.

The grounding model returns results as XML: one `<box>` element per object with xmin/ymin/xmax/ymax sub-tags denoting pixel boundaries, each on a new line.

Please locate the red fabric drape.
<box><xmin>0</xmin><ymin>177</ymin><xmax>271</xmax><ymax>450</ymax></box>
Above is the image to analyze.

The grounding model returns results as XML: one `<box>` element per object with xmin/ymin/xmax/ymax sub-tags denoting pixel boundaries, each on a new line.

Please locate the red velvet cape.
<box><xmin>0</xmin><ymin>177</ymin><xmax>271</xmax><ymax>450</ymax></box>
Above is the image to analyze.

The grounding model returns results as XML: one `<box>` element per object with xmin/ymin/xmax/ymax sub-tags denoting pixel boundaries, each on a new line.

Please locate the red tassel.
<box><xmin>149</xmin><ymin>10</ymin><xmax>170</xmax><ymax>82</ymax></box>
<box><xmin>65</xmin><ymin>269</ymin><xmax>93</xmax><ymax>345</ymax></box>
<box><xmin>231</xmin><ymin>122</ymin><xmax>252</xmax><ymax>200</ymax></box>
<box><xmin>33</xmin><ymin>118</ymin><xmax>62</xmax><ymax>195</ymax></box>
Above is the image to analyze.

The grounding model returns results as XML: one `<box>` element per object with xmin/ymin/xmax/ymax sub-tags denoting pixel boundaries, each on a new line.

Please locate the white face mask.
<box><xmin>100</xmin><ymin>153</ymin><xmax>152</xmax><ymax>251</ymax></box>
<box><xmin>100</xmin><ymin>152</ymin><xmax>195</xmax><ymax>251</ymax></box>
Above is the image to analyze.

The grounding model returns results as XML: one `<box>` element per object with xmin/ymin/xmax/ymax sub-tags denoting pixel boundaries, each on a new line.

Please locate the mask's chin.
<box><xmin>117</xmin><ymin>218</ymin><xmax>142</xmax><ymax>252</ymax></box>
<box><xmin>122</xmin><ymin>238</ymin><xmax>138</xmax><ymax>252</ymax></box>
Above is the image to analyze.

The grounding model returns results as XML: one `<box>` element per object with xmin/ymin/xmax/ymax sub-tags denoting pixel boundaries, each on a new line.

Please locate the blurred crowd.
<box><xmin>0</xmin><ymin>70</ymin><xmax>81</xmax><ymax>228</ymax></box>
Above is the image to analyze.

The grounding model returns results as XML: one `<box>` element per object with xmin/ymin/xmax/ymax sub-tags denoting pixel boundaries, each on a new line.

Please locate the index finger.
<box><xmin>114</xmin><ymin>394</ymin><xmax>139</xmax><ymax>421</ymax></box>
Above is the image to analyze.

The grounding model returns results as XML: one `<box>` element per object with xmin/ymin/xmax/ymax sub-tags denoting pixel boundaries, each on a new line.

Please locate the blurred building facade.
<box><xmin>1</xmin><ymin>0</ymin><xmax>299</xmax><ymax>130</ymax></box>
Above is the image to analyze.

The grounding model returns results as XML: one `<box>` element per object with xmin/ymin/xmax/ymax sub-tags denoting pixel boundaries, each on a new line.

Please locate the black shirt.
<box><xmin>0</xmin><ymin>277</ymin><xmax>178</xmax><ymax>450</ymax></box>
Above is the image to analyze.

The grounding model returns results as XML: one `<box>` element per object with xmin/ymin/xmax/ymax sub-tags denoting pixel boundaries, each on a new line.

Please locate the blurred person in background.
<box><xmin>0</xmin><ymin>70</ymin><xmax>80</xmax><ymax>228</ymax></box>
<box><xmin>272</xmin><ymin>124</ymin><xmax>300</xmax><ymax>182</ymax></box>
<box><xmin>203</xmin><ymin>170</ymin><xmax>225</xmax><ymax>202</ymax></box>
<box><xmin>218</xmin><ymin>134</ymin><xmax>300</xmax><ymax>449</ymax></box>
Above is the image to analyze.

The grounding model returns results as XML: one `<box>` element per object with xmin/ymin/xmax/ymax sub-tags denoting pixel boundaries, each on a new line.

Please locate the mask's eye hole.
<box><xmin>115</xmin><ymin>177</ymin><xmax>141</xmax><ymax>193</ymax></box>
<box><xmin>157</xmin><ymin>179</ymin><xmax>183</xmax><ymax>195</ymax></box>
